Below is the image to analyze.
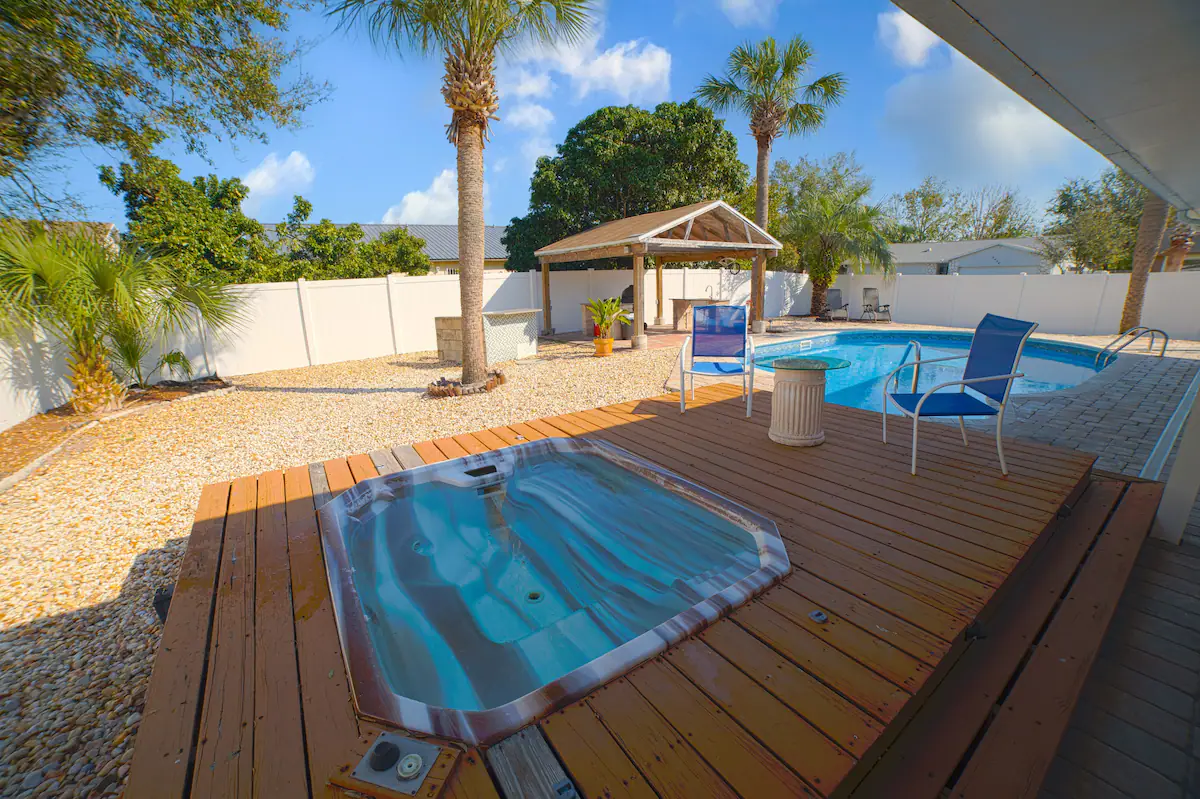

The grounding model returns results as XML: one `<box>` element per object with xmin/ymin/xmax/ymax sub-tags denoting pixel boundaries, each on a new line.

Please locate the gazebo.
<box><xmin>534</xmin><ymin>200</ymin><xmax>781</xmax><ymax>349</ymax></box>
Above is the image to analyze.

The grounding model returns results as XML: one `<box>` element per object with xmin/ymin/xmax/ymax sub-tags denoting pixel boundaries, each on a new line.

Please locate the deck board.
<box><xmin>130</xmin><ymin>384</ymin><xmax>1132</xmax><ymax>799</ymax></box>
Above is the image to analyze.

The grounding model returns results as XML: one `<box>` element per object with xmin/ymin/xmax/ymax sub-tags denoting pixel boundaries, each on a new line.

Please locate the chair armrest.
<box><xmin>880</xmin><ymin>354</ymin><xmax>967</xmax><ymax>386</ymax></box>
<box><xmin>679</xmin><ymin>335</ymin><xmax>692</xmax><ymax>373</ymax></box>
<box><xmin>911</xmin><ymin>373</ymin><xmax>1025</xmax><ymax>415</ymax></box>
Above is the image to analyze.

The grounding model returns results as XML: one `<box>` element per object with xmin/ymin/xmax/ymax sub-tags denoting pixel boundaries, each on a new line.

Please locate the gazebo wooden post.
<box><xmin>751</xmin><ymin>252</ymin><xmax>768</xmax><ymax>333</ymax></box>
<box><xmin>654</xmin><ymin>257</ymin><xmax>665</xmax><ymax>326</ymax></box>
<box><xmin>632</xmin><ymin>250</ymin><xmax>647</xmax><ymax>350</ymax></box>
<box><xmin>540</xmin><ymin>258</ymin><xmax>552</xmax><ymax>334</ymax></box>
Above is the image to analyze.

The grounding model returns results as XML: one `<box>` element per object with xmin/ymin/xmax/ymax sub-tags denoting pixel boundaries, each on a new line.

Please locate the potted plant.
<box><xmin>585</xmin><ymin>297</ymin><xmax>630</xmax><ymax>357</ymax></box>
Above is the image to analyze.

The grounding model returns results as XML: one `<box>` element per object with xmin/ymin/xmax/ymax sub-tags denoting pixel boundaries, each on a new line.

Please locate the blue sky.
<box><xmin>61</xmin><ymin>0</ymin><xmax>1111</xmax><ymax>229</ymax></box>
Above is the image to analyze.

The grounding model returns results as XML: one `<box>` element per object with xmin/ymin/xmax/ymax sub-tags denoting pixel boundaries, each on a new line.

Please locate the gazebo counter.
<box><xmin>534</xmin><ymin>200</ymin><xmax>781</xmax><ymax>348</ymax></box>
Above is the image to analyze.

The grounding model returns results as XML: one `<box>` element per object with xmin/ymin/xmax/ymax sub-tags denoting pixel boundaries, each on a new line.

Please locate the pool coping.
<box><xmin>316</xmin><ymin>437</ymin><xmax>791</xmax><ymax>746</ymax></box>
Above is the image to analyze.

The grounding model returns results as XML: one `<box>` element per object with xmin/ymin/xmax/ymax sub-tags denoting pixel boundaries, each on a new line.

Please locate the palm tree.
<box><xmin>781</xmin><ymin>185</ymin><xmax>894</xmax><ymax>316</ymax></box>
<box><xmin>0</xmin><ymin>224</ymin><xmax>241</xmax><ymax>413</ymax></box>
<box><xmin>1119</xmin><ymin>192</ymin><xmax>1169</xmax><ymax>333</ymax></box>
<box><xmin>331</xmin><ymin>0</ymin><xmax>592</xmax><ymax>387</ymax></box>
<box><xmin>696</xmin><ymin>36</ymin><xmax>845</xmax><ymax>327</ymax></box>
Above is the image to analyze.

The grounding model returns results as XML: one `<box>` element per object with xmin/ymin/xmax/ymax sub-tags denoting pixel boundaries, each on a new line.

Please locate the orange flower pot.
<box><xmin>593</xmin><ymin>337</ymin><xmax>614</xmax><ymax>357</ymax></box>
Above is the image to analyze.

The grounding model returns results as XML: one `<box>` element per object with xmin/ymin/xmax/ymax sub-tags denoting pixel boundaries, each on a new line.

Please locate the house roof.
<box><xmin>889</xmin><ymin>237</ymin><xmax>1045</xmax><ymax>264</ymax></box>
<box><xmin>534</xmin><ymin>200</ymin><xmax>781</xmax><ymax>263</ymax></box>
<box><xmin>264</xmin><ymin>223</ymin><xmax>508</xmax><ymax>262</ymax></box>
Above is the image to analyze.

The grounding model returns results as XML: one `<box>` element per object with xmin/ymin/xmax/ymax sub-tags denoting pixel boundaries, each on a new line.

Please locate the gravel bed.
<box><xmin>0</xmin><ymin>342</ymin><xmax>677</xmax><ymax>798</ymax></box>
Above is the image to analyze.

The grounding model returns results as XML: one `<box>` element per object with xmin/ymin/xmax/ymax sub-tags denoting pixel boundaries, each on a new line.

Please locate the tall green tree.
<box><xmin>1043</xmin><ymin>168</ymin><xmax>1148</xmax><ymax>271</ymax></box>
<box><xmin>781</xmin><ymin>185</ymin><xmax>894</xmax><ymax>316</ymax></box>
<box><xmin>503</xmin><ymin>101</ymin><xmax>748</xmax><ymax>271</ymax></box>
<box><xmin>696</xmin><ymin>36</ymin><xmax>846</xmax><ymax>325</ymax></box>
<box><xmin>330</xmin><ymin>0</ymin><xmax>592</xmax><ymax>387</ymax></box>
<box><xmin>1</xmin><ymin>0</ymin><xmax>324</xmax><ymax>217</ymax></box>
<box><xmin>0</xmin><ymin>225</ymin><xmax>241</xmax><ymax>411</ymax></box>
<box><xmin>960</xmin><ymin>186</ymin><xmax>1038</xmax><ymax>239</ymax></box>
<box><xmin>99</xmin><ymin>156</ymin><xmax>279</xmax><ymax>283</ymax></box>
<box><xmin>882</xmin><ymin>177</ymin><xmax>967</xmax><ymax>243</ymax></box>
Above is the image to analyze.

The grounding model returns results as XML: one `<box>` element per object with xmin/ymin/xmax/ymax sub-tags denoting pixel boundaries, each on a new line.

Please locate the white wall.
<box><xmin>5</xmin><ymin>268</ymin><xmax>1200</xmax><ymax>431</ymax></box>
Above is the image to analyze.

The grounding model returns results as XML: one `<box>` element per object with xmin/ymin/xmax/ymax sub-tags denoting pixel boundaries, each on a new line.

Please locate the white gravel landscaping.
<box><xmin>0</xmin><ymin>342</ymin><xmax>678</xmax><ymax>798</ymax></box>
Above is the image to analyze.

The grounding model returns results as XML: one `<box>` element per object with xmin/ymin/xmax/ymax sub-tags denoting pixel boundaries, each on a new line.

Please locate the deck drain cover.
<box><xmin>351</xmin><ymin>732</ymin><xmax>442</xmax><ymax>795</ymax></box>
<box><xmin>526</xmin><ymin>590</ymin><xmax>544</xmax><ymax>604</ymax></box>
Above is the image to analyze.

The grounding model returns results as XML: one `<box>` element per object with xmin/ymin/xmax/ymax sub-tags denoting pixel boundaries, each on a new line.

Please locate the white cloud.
<box><xmin>718</xmin><ymin>0</ymin><xmax>781</xmax><ymax>27</ymax></box>
<box><xmin>521</xmin><ymin>136</ymin><xmax>556</xmax><ymax>164</ymax></box>
<box><xmin>381</xmin><ymin>169</ymin><xmax>491</xmax><ymax>224</ymax></box>
<box><xmin>242</xmin><ymin>151</ymin><xmax>314</xmax><ymax>214</ymax></box>
<box><xmin>499</xmin><ymin>67</ymin><xmax>554</xmax><ymax>99</ymax></box>
<box><xmin>492</xmin><ymin>157</ymin><xmax>509</xmax><ymax>173</ymax></box>
<box><xmin>505</xmin><ymin>14</ymin><xmax>671</xmax><ymax>104</ymax></box>
<box><xmin>883</xmin><ymin>52</ymin><xmax>1080</xmax><ymax>185</ymax></box>
<box><xmin>877</xmin><ymin>9</ymin><xmax>942</xmax><ymax>68</ymax></box>
<box><xmin>566</xmin><ymin>39</ymin><xmax>671</xmax><ymax>102</ymax></box>
<box><xmin>507</xmin><ymin>103</ymin><xmax>555</xmax><ymax>131</ymax></box>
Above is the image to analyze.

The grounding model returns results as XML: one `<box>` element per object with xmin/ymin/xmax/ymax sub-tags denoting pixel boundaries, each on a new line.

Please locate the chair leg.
<box><xmin>882</xmin><ymin>405</ymin><xmax>888</xmax><ymax>443</ymax></box>
<box><xmin>996</xmin><ymin>410</ymin><xmax>1009</xmax><ymax>476</ymax></box>
<box><xmin>680</xmin><ymin>372</ymin><xmax>686</xmax><ymax>414</ymax></box>
<box><xmin>690</xmin><ymin>374</ymin><xmax>695</xmax><ymax>401</ymax></box>
<box><xmin>958</xmin><ymin>416</ymin><xmax>968</xmax><ymax>446</ymax></box>
<box><xmin>911</xmin><ymin>415</ymin><xmax>920</xmax><ymax>475</ymax></box>
<box><xmin>747</xmin><ymin>368</ymin><xmax>754</xmax><ymax>418</ymax></box>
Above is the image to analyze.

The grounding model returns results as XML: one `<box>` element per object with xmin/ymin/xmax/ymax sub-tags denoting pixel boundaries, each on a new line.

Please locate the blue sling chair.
<box><xmin>679</xmin><ymin>305</ymin><xmax>755</xmax><ymax>417</ymax></box>
<box><xmin>882</xmin><ymin>313</ymin><xmax>1038</xmax><ymax>475</ymax></box>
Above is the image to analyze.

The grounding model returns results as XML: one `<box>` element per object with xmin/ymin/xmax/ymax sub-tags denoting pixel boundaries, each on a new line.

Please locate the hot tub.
<box><xmin>318</xmin><ymin>438</ymin><xmax>788</xmax><ymax>744</ymax></box>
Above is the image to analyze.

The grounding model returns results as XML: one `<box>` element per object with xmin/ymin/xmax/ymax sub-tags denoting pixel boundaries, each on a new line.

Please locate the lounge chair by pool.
<box><xmin>882</xmin><ymin>313</ymin><xmax>1038</xmax><ymax>475</ymax></box>
<box><xmin>679</xmin><ymin>305</ymin><xmax>754</xmax><ymax>417</ymax></box>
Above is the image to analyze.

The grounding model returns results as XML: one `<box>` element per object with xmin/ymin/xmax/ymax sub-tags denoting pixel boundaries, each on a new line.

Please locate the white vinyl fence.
<box><xmin>3</xmin><ymin>268</ymin><xmax>1200</xmax><ymax>431</ymax></box>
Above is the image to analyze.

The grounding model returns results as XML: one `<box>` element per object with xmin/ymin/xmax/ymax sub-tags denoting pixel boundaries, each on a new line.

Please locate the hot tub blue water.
<box><xmin>755</xmin><ymin>331</ymin><xmax>1108</xmax><ymax>412</ymax></box>
<box><xmin>318</xmin><ymin>438</ymin><xmax>788</xmax><ymax>742</ymax></box>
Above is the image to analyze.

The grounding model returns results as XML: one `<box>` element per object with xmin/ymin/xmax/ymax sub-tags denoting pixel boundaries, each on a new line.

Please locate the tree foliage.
<box><xmin>502</xmin><ymin>101</ymin><xmax>749</xmax><ymax>271</ymax></box>
<box><xmin>1041</xmin><ymin>168</ymin><xmax>1150</xmax><ymax>271</ymax></box>
<box><xmin>696</xmin><ymin>36</ymin><xmax>846</xmax><ymax>151</ymax></box>
<box><xmin>0</xmin><ymin>224</ymin><xmax>242</xmax><ymax>409</ymax></box>
<box><xmin>1</xmin><ymin>0</ymin><xmax>325</xmax><ymax>217</ymax></box>
<box><xmin>99</xmin><ymin>156</ymin><xmax>276</xmax><ymax>283</ymax></box>
<box><xmin>101</xmin><ymin>157</ymin><xmax>431</xmax><ymax>282</ymax></box>
<box><xmin>779</xmin><ymin>183</ymin><xmax>894</xmax><ymax>315</ymax></box>
<box><xmin>882</xmin><ymin>177</ymin><xmax>1038</xmax><ymax>243</ymax></box>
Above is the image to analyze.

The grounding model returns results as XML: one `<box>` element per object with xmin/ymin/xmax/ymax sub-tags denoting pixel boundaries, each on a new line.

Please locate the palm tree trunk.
<box><xmin>1119</xmin><ymin>192</ymin><xmax>1169</xmax><ymax>333</ymax></box>
<box><xmin>68</xmin><ymin>343</ymin><xmax>126</xmax><ymax>414</ymax></box>
<box><xmin>457</xmin><ymin>123</ymin><xmax>487</xmax><ymax>386</ymax></box>
<box><xmin>752</xmin><ymin>137</ymin><xmax>771</xmax><ymax>326</ymax></box>
<box><xmin>809</xmin><ymin>280</ymin><xmax>828</xmax><ymax>318</ymax></box>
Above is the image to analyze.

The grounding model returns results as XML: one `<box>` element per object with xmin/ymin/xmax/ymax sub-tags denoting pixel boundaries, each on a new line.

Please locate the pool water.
<box><xmin>756</xmin><ymin>331</ymin><xmax>1107</xmax><ymax>412</ymax></box>
<box><xmin>323</xmin><ymin>439</ymin><xmax>785</xmax><ymax>722</ymax></box>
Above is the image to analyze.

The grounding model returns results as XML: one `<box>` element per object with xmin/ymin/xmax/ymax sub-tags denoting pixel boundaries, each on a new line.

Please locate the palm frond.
<box><xmin>803</xmin><ymin>72</ymin><xmax>848</xmax><ymax>105</ymax></box>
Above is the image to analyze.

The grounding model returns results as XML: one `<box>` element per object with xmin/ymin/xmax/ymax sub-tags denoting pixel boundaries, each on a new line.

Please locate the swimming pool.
<box><xmin>756</xmin><ymin>331</ymin><xmax>1109</xmax><ymax>412</ymax></box>
<box><xmin>318</xmin><ymin>438</ymin><xmax>788</xmax><ymax>744</ymax></box>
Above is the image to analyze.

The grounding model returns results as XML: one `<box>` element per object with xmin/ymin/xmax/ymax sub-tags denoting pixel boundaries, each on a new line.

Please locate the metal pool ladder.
<box><xmin>895</xmin><ymin>340</ymin><xmax>922</xmax><ymax>392</ymax></box>
<box><xmin>1095</xmin><ymin>326</ymin><xmax>1169</xmax><ymax>368</ymax></box>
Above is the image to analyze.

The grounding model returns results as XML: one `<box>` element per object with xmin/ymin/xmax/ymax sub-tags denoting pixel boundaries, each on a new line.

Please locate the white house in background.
<box><xmin>883</xmin><ymin>237</ymin><xmax>1061</xmax><ymax>276</ymax></box>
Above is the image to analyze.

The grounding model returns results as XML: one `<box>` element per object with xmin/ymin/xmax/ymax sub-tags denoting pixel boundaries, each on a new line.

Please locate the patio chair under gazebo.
<box><xmin>534</xmin><ymin>200</ymin><xmax>781</xmax><ymax>349</ymax></box>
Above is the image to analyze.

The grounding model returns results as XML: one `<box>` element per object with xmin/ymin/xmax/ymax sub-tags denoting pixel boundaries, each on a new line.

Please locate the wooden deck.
<box><xmin>126</xmin><ymin>384</ymin><xmax>1159</xmax><ymax>799</ymax></box>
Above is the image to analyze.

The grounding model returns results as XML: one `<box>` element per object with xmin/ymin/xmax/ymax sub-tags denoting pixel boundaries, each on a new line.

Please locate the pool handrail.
<box><xmin>893</xmin><ymin>340</ymin><xmax>923</xmax><ymax>393</ymax></box>
<box><xmin>1096</xmin><ymin>326</ymin><xmax>1169</xmax><ymax>367</ymax></box>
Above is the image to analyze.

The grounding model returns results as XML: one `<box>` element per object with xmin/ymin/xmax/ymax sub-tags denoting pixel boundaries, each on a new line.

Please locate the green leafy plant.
<box><xmin>585</xmin><ymin>297</ymin><xmax>630</xmax><ymax>339</ymax></box>
<box><xmin>0</xmin><ymin>225</ymin><xmax>242</xmax><ymax>412</ymax></box>
<box><xmin>781</xmin><ymin>185</ymin><xmax>894</xmax><ymax>317</ymax></box>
